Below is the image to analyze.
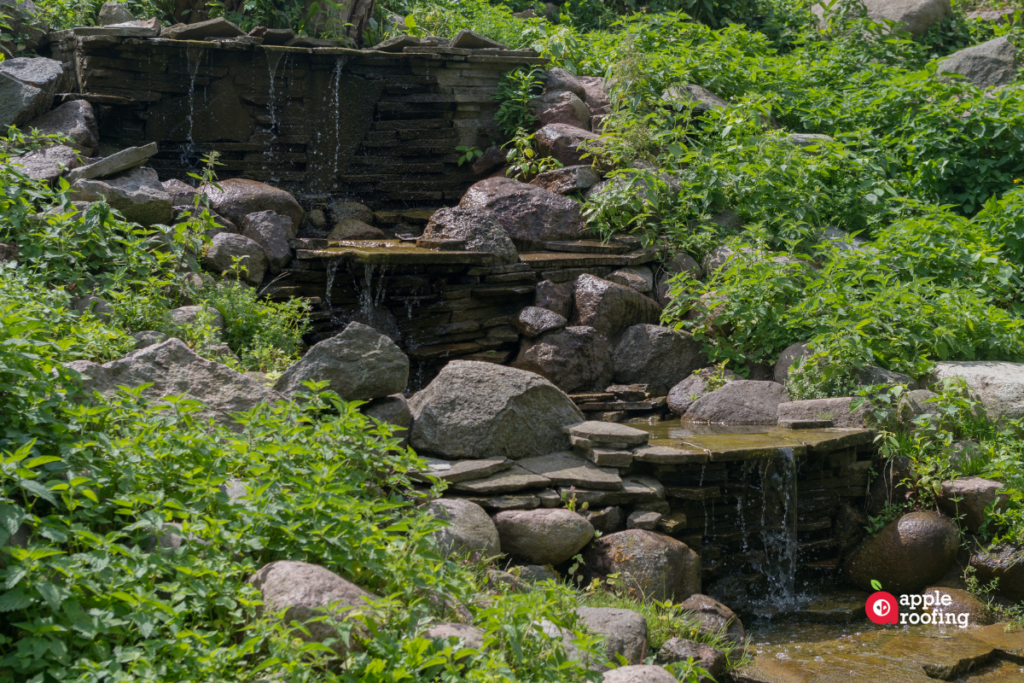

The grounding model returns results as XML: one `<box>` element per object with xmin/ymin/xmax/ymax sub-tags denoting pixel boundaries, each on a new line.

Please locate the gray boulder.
<box><xmin>544</xmin><ymin>67</ymin><xmax>587</xmax><ymax>99</ymax></box>
<box><xmin>612</xmin><ymin>324</ymin><xmax>706</xmax><ymax>388</ymax></box>
<box><xmin>843</xmin><ymin>511</ymin><xmax>959</xmax><ymax>594</ymax></box>
<box><xmin>530</xmin><ymin>165</ymin><xmax>601</xmax><ymax>195</ymax></box>
<box><xmin>70</xmin><ymin>294</ymin><xmax>113</xmax><ymax>323</ymax></box>
<box><xmin>460</xmin><ymin>177</ymin><xmax>583</xmax><ymax>250</ymax></box>
<box><xmin>774</xmin><ymin>342</ymin><xmax>810</xmax><ymax>385</ymax></box>
<box><xmin>776</xmin><ymin>396</ymin><xmax>871</xmax><ymax>428</ymax></box>
<box><xmin>423</xmin><ymin>623</ymin><xmax>485</xmax><ymax>649</ymax></box>
<box><xmin>533</xmin><ymin>90</ymin><xmax>591</xmax><ymax>129</ymax></box>
<box><xmin>360</xmin><ymin>393</ymin><xmax>412</xmax><ymax>443</ymax></box>
<box><xmin>202</xmin><ymin>233</ymin><xmax>268</xmax><ymax>286</ymax></box>
<box><xmin>204</xmin><ymin>178</ymin><xmax>305</xmax><ymax>233</ymax></box>
<box><xmin>241</xmin><ymin>210</ymin><xmax>295</xmax><ymax>273</ymax></box>
<box><xmin>67</xmin><ymin>143</ymin><xmax>158</xmax><ymax>183</ymax></box>
<box><xmin>685</xmin><ymin>380</ymin><xmax>788</xmax><ymax>424</ymax></box>
<box><xmin>661</xmin><ymin>84</ymin><xmax>729</xmax><ymax>115</ymax></box>
<box><xmin>22</xmin><ymin>101</ymin><xmax>99</xmax><ymax>156</ymax></box>
<box><xmin>573</xmin><ymin>274</ymin><xmax>662</xmax><ymax>340</ymax></box>
<box><xmin>169</xmin><ymin>305</ymin><xmax>224</xmax><ymax>334</ymax></box>
<box><xmin>0</xmin><ymin>57</ymin><xmax>63</xmax><ymax>128</ymax></box>
<box><xmin>534</xmin><ymin>123</ymin><xmax>603</xmax><ymax>167</ymax></box>
<box><xmin>677</xmin><ymin>594</ymin><xmax>744</xmax><ymax>646</ymax></box>
<box><xmin>67</xmin><ymin>338</ymin><xmax>282</xmax><ymax>426</ymax></box>
<box><xmin>655</xmin><ymin>638</ymin><xmax>726</xmax><ymax>679</ymax></box>
<box><xmin>71</xmin><ymin>166</ymin><xmax>173</xmax><ymax>226</ymax></box>
<box><xmin>583</xmin><ymin>530</ymin><xmax>700</xmax><ymax>602</ymax></box>
<box><xmin>667</xmin><ymin>367</ymin><xmax>740</xmax><ymax>416</ymax></box>
<box><xmin>513</xmin><ymin>306</ymin><xmax>567</xmax><ymax>338</ymax></box>
<box><xmin>419</xmin><ymin>206</ymin><xmax>518</xmax><ymax>264</ymax></box>
<box><xmin>10</xmin><ymin>145</ymin><xmax>81</xmax><ymax>183</ymax></box>
<box><xmin>535</xmin><ymin>279</ymin><xmax>573</xmax><ymax>319</ymax></box>
<box><xmin>579</xmin><ymin>76</ymin><xmax>611</xmax><ymax>116</ymax></box>
<box><xmin>274</xmin><ymin>322</ymin><xmax>409</xmax><ymax>400</ymax></box>
<box><xmin>577</xmin><ymin>607</ymin><xmax>648</xmax><ymax>666</ymax></box>
<box><xmin>812</xmin><ymin>0</ymin><xmax>951</xmax><ymax>36</ymax></box>
<box><xmin>328</xmin><ymin>201</ymin><xmax>374</xmax><ymax>226</ymax></box>
<box><xmin>513</xmin><ymin>325</ymin><xmax>613</xmax><ymax>394</ymax></box>
<box><xmin>329</xmin><ymin>218</ymin><xmax>385</xmax><ymax>241</ymax></box>
<box><xmin>409</xmin><ymin>361</ymin><xmax>584</xmax><ymax>460</ymax></box>
<box><xmin>939</xmin><ymin>38</ymin><xmax>1017</xmax><ymax>88</ymax></box>
<box><xmin>493</xmin><ymin>508</ymin><xmax>594</xmax><ymax>565</ymax></box>
<box><xmin>98</xmin><ymin>2</ymin><xmax>134</xmax><ymax>24</ymax></box>
<box><xmin>250</xmin><ymin>560</ymin><xmax>377</xmax><ymax>656</ymax></box>
<box><xmin>132</xmin><ymin>330</ymin><xmax>168</xmax><ymax>349</ymax></box>
<box><xmin>931</xmin><ymin>361</ymin><xmax>1024</xmax><ymax>422</ymax></box>
<box><xmin>607</xmin><ymin>267</ymin><xmax>654</xmax><ymax>294</ymax></box>
<box><xmin>602</xmin><ymin>665</ymin><xmax>677</xmax><ymax>683</ymax></box>
<box><xmin>427</xmin><ymin>498</ymin><xmax>501</xmax><ymax>558</ymax></box>
<box><xmin>936</xmin><ymin>477</ymin><xmax>1009</xmax><ymax>534</ymax></box>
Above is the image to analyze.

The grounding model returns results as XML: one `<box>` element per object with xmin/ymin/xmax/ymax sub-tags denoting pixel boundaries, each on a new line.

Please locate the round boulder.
<box><xmin>513</xmin><ymin>306</ymin><xmax>567</xmax><ymax>338</ymax></box>
<box><xmin>204</xmin><ymin>178</ymin><xmax>305</xmax><ymax>232</ymax></box>
<box><xmin>513</xmin><ymin>325</ymin><xmax>613</xmax><ymax>394</ymax></box>
<box><xmin>409</xmin><ymin>360</ymin><xmax>584</xmax><ymax>460</ymax></box>
<box><xmin>428</xmin><ymin>498</ymin><xmax>500</xmax><ymax>559</ymax></box>
<box><xmin>667</xmin><ymin>367</ymin><xmax>740</xmax><ymax>416</ymax></box>
<box><xmin>249</xmin><ymin>560</ymin><xmax>377</xmax><ymax>656</ymax></box>
<box><xmin>843</xmin><ymin>511</ymin><xmax>959</xmax><ymax>594</ymax></box>
<box><xmin>921</xmin><ymin>586</ymin><xmax>995</xmax><ymax>626</ymax></box>
<box><xmin>533</xmin><ymin>90</ymin><xmax>591</xmax><ymax>129</ymax></box>
<box><xmin>493</xmin><ymin>508</ymin><xmax>594</xmax><ymax>565</ymax></box>
<box><xmin>573</xmin><ymin>274</ymin><xmax>662</xmax><ymax>340</ymax></box>
<box><xmin>612</xmin><ymin>324</ymin><xmax>706</xmax><ymax>388</ymax></box>
<box><xmin>677</xmin><ymin>594</ymin><xmax>744</xmax><ymax>646</ymax></box>
<box><xmin>684</xmin><ymin>380</ymin><xmax>788</xmax><ymax>424</ymax></box>
<box><xmin>969</xmin><ymin>543</ymin><xmax>1024</xmax><ymax>602</ymax></box>
<box><xmin>576</xmin><ymin>606</ymin><xmax>648</xmax><ymax>665</ymax></box>
<box><xmin>544</xmin><ymin>67</ymin><xmax>587</xmax><ymax>99</ymax></box>
<box><xmin>202</xmin><ymin>232</ymin><xmax>268</xmax><ymax>286</ymax></box>
<box><xmin>420</xmin><ymin>206</ymin><xmax>518</xmax><ymax>264</ymax></box>
<box><xmin>602</xmin><ymin>665</ymin><xmax>677</xmax><ymax>683</ymax></box>
<box><xmin>583</xmin><ymin>529</ymin><xmax>700</xmax><ymax>602</ymax></box>
<box><xmin>460</xmin><ymin>176</ymin><xmax>583</xmax><ymax>251</ymax></box>
<box><xmin>654</xmin><ymin>638</ymin><xmax>726</xmax><ymax>680</ymax></box>
<box><xmin>534</xmin><ymin>123</ymin><xmax>603</xmax><ymax>167</ymax></box>
<box><xmin>774</xmin><ymin>342</ymin><xmax>810</xmax><ymax>385</ymax></box>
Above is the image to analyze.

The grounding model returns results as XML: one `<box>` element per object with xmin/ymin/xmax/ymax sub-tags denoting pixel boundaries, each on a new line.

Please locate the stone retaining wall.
<box><xmin>47</xmin><ymin>30</ymin><xmax>543</xmax><ymax>207</ymax></box>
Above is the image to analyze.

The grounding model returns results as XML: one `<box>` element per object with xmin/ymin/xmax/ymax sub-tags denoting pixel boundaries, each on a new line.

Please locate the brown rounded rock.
<box><xmin>583</xmin><ymin>529</ymin><xmax>700</xmax><ymax>602</ymax></box>
<box><xmin>460</xmin><ymin>176</ymin><xmax>583</xmax><ymax>250</ymax></box>
<box><xmin>654</xmin><ymin>637</ymin><xmax>726</xmax><ymax>679</ymax></box>
<box><xmin>843</xmin><ymin>511</ymin><xmax>959</xmax><ymax>594</ymax></box>
<box><xmin>535</xmin><ymin>123</ymin><xmax>603</xmax><ymax>167</ymax></box>
<box><xmin>970</xmin><ymin>543</ymin><xmax>1024</xmax><ymax>602</ymax></box>
<box><xmin>677</xmin><ymin>594</ymin><xmax>744</xmax><ymax>646</ymax></box>
<box><xmin>494</xmin><ymin>508</ymin><xmax>594</xmax><ymax>565</ymax></box>
<box><xmin>204</xmin><ymin>178</ymin><xmax>304</xmax><ymax>232</ymax></box>
<box><xmin>936</xmin><ymin>477</ymin><xmax>1009</xmax><ymax>534</ymax></box>
<box><xmin>533</xmin><ymin>90</ymin><xmax>591</xmax><ymax>129</ymax></box>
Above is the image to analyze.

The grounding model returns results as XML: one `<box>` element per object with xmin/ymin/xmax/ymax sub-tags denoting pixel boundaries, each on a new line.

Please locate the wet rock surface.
<box><xmin>843</xmin><ymin>511</ymin><xmax>959</xmax><ymax>594</ymax></box>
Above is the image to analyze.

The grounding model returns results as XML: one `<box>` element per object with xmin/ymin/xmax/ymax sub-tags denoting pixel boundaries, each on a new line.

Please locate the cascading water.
<box><xmin>264</xmin><ymin>50</ymin><xmax>286</xmax><ymax>179</ymax></box>
<box><xmin>330</xmin><ymin>58</ymin><xmax>347</xmax><ymax>183</ymax></box>
<box><xmin>182</xmin><ymin>44</ymin><xmax>206</xmax><ymax>167</ymax></box>
<box><xmin>758</xmin><ymin>447</ymin><xmax>799</xmax><ymax>609</ymax></box>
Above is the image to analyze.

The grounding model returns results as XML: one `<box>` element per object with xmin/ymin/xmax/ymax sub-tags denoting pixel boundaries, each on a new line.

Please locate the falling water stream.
<box><xmin>182</xmin><ymin>45</ymin><xmax>206</xmax><ymax>166</ymax></box>
<box><xmin>758</xmin><ymin>446</ymin><xmax>799</xmax><ymax>609</ymax></box>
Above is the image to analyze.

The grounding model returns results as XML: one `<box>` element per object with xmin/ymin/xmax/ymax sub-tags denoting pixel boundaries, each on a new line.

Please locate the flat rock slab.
<box><xmin>561</xmin><ymin>475</ymin><xmax>664</xmax><ymax>507</ymax></box>
<box><xmin>518</xmin><ymin>451</ymin><xmax>622</xmax><ymax>491</ymax></box>
<box><xmin>416</xmin><ymin>457</ymin><xmax>512</xmax><ymax>483</ymax></box>
<box><xmin>67</xmin><ymin>142</ymin><xmax>157</xmax><ymax>182</ymax></box>
<box><xmin>461</xmin><ymin>494</ymin><xmax>540</xmax><ymax>510</ymax></box>
<box><xmin>676</xmin><ymin>433</ymin><xmax>807</xmax><ymax>462</ymax></box>
<box><xmin>450</xmin><ymin>465</ymin><xmax>550</xmax><ymax>494</ymax></box>
<box><xmin>633</xmin><ymin>444</ymin><xmax>708</xmax><ymax>465</ymax></box>
<box><xmin>75</xmin><ymin>18</ymin><xmax>161</xmax><ymax>37</ymax></box>
<box><xmin>567</xmin><ymin>421</ymin><xmax>650</xmax><ymax>446</ymax></box>
<box><xmin>767</xmin><ymin>428</ymin><xmax>875</xmax><ymax>454</ymax></box>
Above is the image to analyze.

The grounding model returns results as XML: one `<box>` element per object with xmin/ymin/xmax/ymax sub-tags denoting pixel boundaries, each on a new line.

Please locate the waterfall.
<box><xmin>182</xmin><ymin>44</ymin><xmax>206</xmax><ymax>167</ymax></box>
<box><xmin>264</xmin><ymin>50</ymin><xmax>286</xmax><ymax>179</ymax></box>
<box><xmin>759</xmin><ymin>446</ymin><xmax>799</xmax><ymax>609</ymax></box>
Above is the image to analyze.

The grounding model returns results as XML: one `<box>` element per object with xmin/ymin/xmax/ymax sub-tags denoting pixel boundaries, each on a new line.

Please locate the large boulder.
<box><xmin>459</xmin><ymin>177</ymin><xmax>583</xmax><ymax>250</ymax></box>
<box><xmin>576</xmin><ymin>607</ymin><xmax>648</xmax><ymax>666</ymax></box>
<box><xmin>936</xmin><ymin>477</ymin><xmax>1008</xmax><ymax>534</ymax></box>
<box><xmin>534</xmin><ymin>123</ymin><xmax>603</xmax><ymax>167</ymax></box>
<box><xmin>250</xmin><ymin>561</ymin><xmax>377</xmax><ymax>656</ymax></box>
<box><xmin>67</xmin><ymin>338</ymin><xmax>282</xmax><ymax>426</ymax></box>
<box><xmin>655</xmin><ymin>639</ymin><xmax>726</xmax><ymax>679</ymax></box>
<box><xmin>202</xmin><ymin>233</ymin><xmax>268</xmax><ymax>287</ymax></box>
<box><xmin>71</xmin><ymin>166</ymin><xmax>173</xmax><ymax>226</ymax></box>
<box><xmin>931</xmin><ymin>361</ymin><xmax>1024</xmax><ymax>422</ymax></box>
<box><xmin>0</xmin><ymin>57</ymin><xmax>63</xmax><ymax>128</ymax></box>
<box><xmin>573</xmin><ymin>274</ymin><xmax>662</xmax><ymax>340</ymax></box>
<box><xmin>969</xmin><ymin>543</ymin><xmax>1024</xmax><ymax>602</ymax></box>
<box><xmin>274</xmin><ymin>322</ymin><xmax>409</xmax><ymax>400</ymax></box>
<box><xmin>612</xmin><ymin>324</ymin><xmax>706</xmax><ymax>388</ymax></box>
<box><xmin>776</xmin><ymin>396</ymin><xmax>871</xmax><ymax>428</ymax></box>
<box><xmin>427</xmin><ymin>498</ymin><xmax>501</xmax><ymax>558</ymax></box>
<box><xmin>921</xmin><ymin>586</ymin><xmax>995</xmax><ymax>626</ymax></box>
<box><xmin>361</xmin><ymin>393</ymin><xmax>412</xmax><ymax>443</ymax></box>
<box><xmin>241</xmin><ymin>210</ymin><xmax>295</xmax><ymax>273</ymax></box>
<box><xmin>98</xmin><ymin>2</ymin><xmax>134</xmax><ymax>24</ymax></box>
<box><xmin>409</xmin><ymin>361</ymin><xmax>584</xmax><ymax>460</ymax></box>
<box><xmin>579</xmin><ymin>76</ymin><xmax>611</xmax><ymax>116</ymax></box>
<box><xmin>533</xmin><ymin>90</ymin><xmax>591</xmax><ymax>129</ymax></box>
<box><xmin>204</xmin><ymin>178</ymin><xmax>305</xmax><ymax>233</ymax></box>
<box><xmin>513</xmin><ymin>326</ymin><xmax>613</xmax><ymax>394</ymax></box>
<box><xmin>419</xmin><ymin>206</ymin><xmax>518</xmax><ymax>264</ymax></box>
<box><xmin>774</xmin><ymin>342</ymin><xmax>810</xmax><ymax>385</ymax></box>
<box><xmin>543</xmin><ymin>67</ymin><xmax>587</xmax><ymax>99</ymax></box>
<box><xmin>22</xmin><ymin>100</ymin><xmax>99</xmax><ymax>156</ymax></box>
<box><xmin>535</xmin><ymin>279</ymin><xmax>574</xmax><ymax>319</ymax></box>
<box><xmin>493</xmin><ymin>508</ymin><xmax>594</xmax><ymax>565</ymax></box>
<box><xmin>843</xmin><ymin>511</ymin><xmax>959</xmax><ymax>594</ymax></box>
<box><xmin>677</xmin><ymin>594</ymin><xmax>744</xmax><ymax>646</ymax></box>
<box><xmin>685</xmin><ymin>380</ymin><xmax>788</xmax><ymax>424</ymax></box>
<box><xmin>530</xmin><ymin>165</ymin><xmax>601</xmax><ymax>195</ymax></box>
<box><xmin>514</xmin><ymin>306</ymin><xmax>567</xmax><ymax>338</ymax></box>
<box><xmin>10</xmin><ymin>145</ymin><xmax>81</xmax><ymax>183</ymax></box>
<box><xmin>583</xmin><ymin>530</ymin><xmax>700</xmax><ymax>602</ymax></box>
<box><xmin>812</xmin><ymin>0</ymin><xmax>952</xmax><ymax>36</ymax></box>
<box><xmin>938</xmin><ymin>37</ymin><xmax>1017</xmax><ymax>89</ymax></box>
<box><xmin>0</xmin><ymin>1</ymin><xmax>49</xmax><ymax>55</ymax></box>
<box><xmin>667</xmin><ymin>367</ymin><xmax>740</xmax><ymax>416</ymax></box>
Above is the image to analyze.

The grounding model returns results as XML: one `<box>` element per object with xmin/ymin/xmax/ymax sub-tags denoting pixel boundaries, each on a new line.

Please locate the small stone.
<box><xmin>586</xmin><ymin>448</ymin><xmax>633</xmax><ymax>468</ymax></box>
<box><xmin>98</xmin><ymin>2</ymin><xmax>134</xmax><ymax>25</ymax></box>
<box><xmin>655</xmin><ymin>638</ymin><xmax>726</xmax><ymax>680</ymax></box>
<box><xmin>567</xmin><ymin>421</ymin><xmax>649</xmax><ymax>446</ymax></box>
<box><xmin>585</xmin><ymin>506</ymin><xmax>625</xmax><ymax>534</ymax></box>
<box><xmin>423</xmin><ymin>623</ymin><xmax>485</xmax><ymax>648</ymax></box>
<box><xmin>677</xmin><ymin>594</ymin><xmax>745</xmax><ymax>646</ymax></box>
<box><xmin>607</xmin><ymin>267</ymin><xmax>654</xmax><ymax>294</ymax></box>
<box><xmin>169</xmin><ymin>305</ymin><xmax>224</xmax><ymax>333</ymax></box>
<box><xmin>449</xmin><ymin>29</ymin><xmax>507</xmax><ymax>50</ymax></box>
<box><xmin>627</xmin><ymin>510</ymin><xmax>662</xmax><ymax>530</ymax></box>
<box><xmin>132</xmin><ymin>330</ymin><xmax>168</xmax><ymax>349</ymax></box>
<box><xmin>329</xmin><ymin>218</ymin><xmax>385</xmax><ymax>240</ymax></box>
<box><xmin>514</xmin><ymin>306</ymin><xmax>567</xmax><ymax>338</ymax></box>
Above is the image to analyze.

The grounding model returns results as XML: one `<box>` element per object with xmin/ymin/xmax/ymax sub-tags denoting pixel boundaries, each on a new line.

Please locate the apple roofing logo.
<box><xmin>865</xmin><ymin>580</ymin><xmax>899</xmax><ymax>625</ymax></box>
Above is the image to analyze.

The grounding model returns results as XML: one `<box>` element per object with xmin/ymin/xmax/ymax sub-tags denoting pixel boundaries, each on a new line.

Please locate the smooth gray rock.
<box><xmin>329</xmin><ymin>218</ymin><xmax>384</xmax><ymax>240</ymax></box>
<box><xmin>22</xmin><ymin>100</ymin><xmax>99</xmax><ymax>156</ymax></box>
<box><xmin>812</xmin><ymin>0</ymin><xmax>951</xmax><ymax>36</ymax></box>
<box><xmin>939</xmin><ymin>37</ymin><xmax>1017</xmax><ymax>88</ymax></box>
<box><xmin>583</xmin><ymin>530</ymin><xmax>700</xmax><ymax>602</ymax></box>
<box><xmin>533</xmin><ymin>90</ymin><xmax>591</xmax><ymax>129</ymax></box>
<box><xmin>661</xmin><ymin>84</ymin><xmax>729</xmax><ymax>114</ymax></box>
<box><xmin>518</xmin><ymin>451</ymin><xmax>622</xmax><ymax>490</ymax></box>
<box><xmin>205</xmin><ymin>178</ymin><xmax>304</xmax><ymax>233</ymax></box>
<box><xmin>776</xmin><ymin>397</ymin><xmax>871</xmax><ymax>428</ymax></box>
<box><xmin>544</xmin><ymin>67</ymin><xmax>587</xmax><ymax>99</ymax></box>
<box><xmin>68</xmin><ymin>142</ymin><xmax>159</xmax><ymax>182</ymax></box>
<box><xmin>250</xmin><ymin>560</ymin><xmax>377</xmax><ymax>656</ymax></box>
<box><xmin>857</xmin><ymin>365</ymin><xmax>918</xmax><ymax>389</ymax></box>
<box><xmin>534</xmin><ymin>123</ymin><xmax>603</xmax><ymax>167</ymax></box>
<box><xmin>202</xmin><ymin>232</ymin><xmax>268</xmax><ymax>286</ymax></box>
<box><xmin>607</xmin><ymin>267</ymin><xmax>653</xmax><ymax>294</ymax></box>
<box><xmin>685</xmin><ymin>380</ymin><xmax>789</xmax><ymax>424</ymax></box>
<box><xmin>10</xmin><ymin>145</ymin><xmax>81</xmax><ymax>182</ymax></box>
<box><xmin>577</xmin><ymin>606</ymin><xmax>647</xmax><ymax>665</ymax></box>
<box><xmin>274</xmin><ymin>322</ymin><xmax>409</xmax><ymax>401</ymax></box>
<box><xmin>0</xmin><ymin>57</ymin><xmax>65</xmax><ymax>128</ymax></box>
<box><xmin>627</xmin><ymin>511</ymin><xmax>662</xmax><ymax>530</ymax></box>
<box><xmin>75</xmin><ymin>18</ymin><xmax>161</xmax><ymax>37</ymax></box>
<box><xmin>327</xmin><ymin>201</ymin><xmax>374</xmax><ymax>226</ymax></box>
<box><xmin>493</xmin><ymin>508</ymin><xmax>594</xmax><ymax>565</ymax></box>
<box><xmin>423</xmin><ymin>622</ymin><xmax>485</xmax><ymax>649</ymax></box>
<box><xmin>241</xmin><ymin>210</ymin><xmax>295</xmax><ymax>273</ymax></box>
<box><xmin>612</xmin><ymin>324</ymin><xmax>706</xmax><ymax>388</ymax></box>
<box><xmin>678</xmin><ymin>594</ymin><xmax>745</xmax><ymax>646</ymax></box>
<box><xmin>602</xmin><ymin>665</ymin><xmax>677</xmax><ymax>683</ymax></box>
<box><xmin>568</xmin><ymin>421</ymin><xmax>649</xmax><ymax>446</ymax></box>
<box><xmin>579</xmin><ymin>76</ymin><xmax>611</xmax><ymax>116</ymax></box>
<box><xmin>451</xmin><ymin>464</ymin><xmax>550</xmax><ymax>494</ymax></box>
<box><xmin>667</xmin><ymin>367</ymin><xmax>741</xmax><ymax>416</ymax></box>
<box><xmin>514</xmin><ymin>306</ymin><xmax>567</xmax><ymax>338</ymax></box>
<box><xmin>71</xmin><ymin>165</ymin><xmax>172</xmax><ymax>226</ymax></box>
<box><xmin>67</xmin><ymin>338</ymin><xmax>282</xmax><ymax>426</ymax></box>
<box><xmin>460</xmin><ymin>176</ymin><xmax>584</xmax><ymax>250</ymax></box>
<box><xmin>132</xmin><ymin>330</ymin><xmax>168</xmax><ymax>349</ymax></box>
<box><xmin>774</xmin><ymin>342</ymin><xmax>811</xmax><ymax>385</ymax></box>
<box><xmin>843</xmin><ymin>511</ymin><xmax>959</xmax><ymax>594</ymax></box>
<box><xmin>573</xmin><ymin>275</ymin><xmax>661</xmax><ymax>340</ymax></box>
<box><xmin>427</xmin><ymin>498</ymin><xmax>501</xmax><ymax>558</ymax></box>
<box><xmin>530</xmin><ymin>165</ymin><xmax>601</xmax><ymax>195</ymax></box>
<box><xmin>98</xmin><ymin>2</ymin><xmax>134</xmax><ymax>24</ymax></box>
<box><xmin>931</xmin><ymin>361</ymin><xmax>1024</xmax><ymax>422</ymax></box>
<box><xmin>409</xmin><ymin>361</ymin><xmax>584</xmax><ymax>460</ymax></box>
<box><xmin>169</xmin><ymin>305</ymin><xmax>224</xmax><ymax>333</ymax></box>
<box><xmin>420</xmin><ymin>206</ymin><xmax>518</xmax><ymax>264</ymax></box>
<box><xmin>417</xmin><ymin>457</ymin><xmax>511</xmax><ymax>484</ymax></box>
<box><xmin>161</xmin><ymin>17</ymin><xmax>245</xmax><ymax>40</ymax></box>
<box><xmin>513</xmin><ymin>325</ymin><xmax>613</xmax><ymax>394</ymax></box>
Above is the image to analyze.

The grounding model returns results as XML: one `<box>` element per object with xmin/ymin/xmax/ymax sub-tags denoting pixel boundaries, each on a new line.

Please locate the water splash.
<box><xmin>325</xmin><ymin>258</ymin><xmax>342</xmax><ymax>310</ymax></box>
<box><xmin>758</xmin><ymin>447</ymin><xmax>799</xmax><ymax>609</ymax></box>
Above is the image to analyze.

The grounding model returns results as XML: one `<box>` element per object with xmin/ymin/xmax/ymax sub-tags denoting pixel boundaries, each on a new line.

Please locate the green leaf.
<box><xmin>870</xmin><ymin>579</ymin><xmax>883</xmax><ymax>591</ymax></box>
<box><xmin>0</xmin><ymin>588</ymin><xmax>32</xmax><ymax>612</ymax></box>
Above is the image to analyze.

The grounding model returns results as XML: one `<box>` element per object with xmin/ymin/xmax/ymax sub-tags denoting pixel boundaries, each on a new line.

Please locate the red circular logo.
<box><xmin>866</xmin><ymin>591</ymin><xmax>899</xmax><ymax>624</ymax></box>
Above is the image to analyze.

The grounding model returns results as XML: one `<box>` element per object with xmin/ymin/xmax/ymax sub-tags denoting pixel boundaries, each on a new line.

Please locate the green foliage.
<box><xmin>494</xmin><ymin>66</ymin><xmax>544</xmax><ymax>140</ymax></box>
<box><xmin>502</xmin><ymin>128</ymin><xmax>564</xmax><ymax>181</ymax></box>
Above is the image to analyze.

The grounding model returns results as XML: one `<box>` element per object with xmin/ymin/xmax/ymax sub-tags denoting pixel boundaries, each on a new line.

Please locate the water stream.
<box><xmin>758</xmin><ymin>446</ymin><xmax>799</xmax><ymax>609</ymax></box>
<box><xmin>182</xmin><ymin>44</ymin><xmax>206</xmax><ymax>167</ymax></box>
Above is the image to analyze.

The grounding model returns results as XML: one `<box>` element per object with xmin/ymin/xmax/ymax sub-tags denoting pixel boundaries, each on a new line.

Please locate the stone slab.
<box><xmin>586</xmin><ymin>448</ymin><xmax>634</xmax><ymax>468</ymax></box>
<box><xmin>450</xmin><ymin>465</ymin><xmax>550</xmax><ymax>494</ymax></box>
<box><xmin>633</xmin><ymin>444</ymin><xmax>709</xmax><ymax>465</ymax></box>
<box><xmin>566</xmin><ymin>421</ymin><xmax>649</xmax><ymax>446</ymax></box>
<box><xmin>67</xmin><ymin>142</ymin><xmax>158</xmax><ymax>182</ymax></box>
<box><xmin>517</xmin><ymin>451</ymin><xmax>622</xmax><ymax>491</ymax></box>
<box><xmin>416</xmin><ymin>457</ymin><xmax>512</xmax><ymax>483</ymax></box>
<box><xmin>766</xmin><ymin>428</ymin><xmax>875</xmax><ymax>454</ymax></box>
<box><xmin>460</xmin><ymin>494</ymin><xmax>540</xmax><ymax>510</ymax></box>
